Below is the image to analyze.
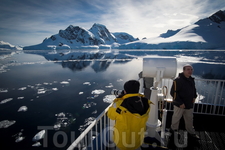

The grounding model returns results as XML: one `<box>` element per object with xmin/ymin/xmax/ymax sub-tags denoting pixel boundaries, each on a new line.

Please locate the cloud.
<box><xmin>0</xmin><ymin>0</ymin><xmax>225</xmax><ymax>45</ymax></box>
<box><xmin>97</xmin><ymin>0</ymin><xmax>225</xmax><ymax>39</ymax></box>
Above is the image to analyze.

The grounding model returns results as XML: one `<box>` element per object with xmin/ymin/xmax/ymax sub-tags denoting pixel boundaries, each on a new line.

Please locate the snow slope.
<box><xmin>119</xmin><ymin>10</ymin><xmax>225</xmax><ymax>49</ymax></box>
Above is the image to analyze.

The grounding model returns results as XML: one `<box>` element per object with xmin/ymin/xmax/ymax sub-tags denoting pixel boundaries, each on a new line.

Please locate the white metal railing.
<box><xmin>162</xmin><ymin>78</ymin><xmax>225</xmax><ymax>116</ymax></box>
<box><xmin>67</xmin><ymin>78</ymin><xmax>225</xmax><ymax>150</ymax></box>
<box><xmin>67</xmin><ymin>103</ymin><xmax>113</xmax><ymax>150</ymax></box>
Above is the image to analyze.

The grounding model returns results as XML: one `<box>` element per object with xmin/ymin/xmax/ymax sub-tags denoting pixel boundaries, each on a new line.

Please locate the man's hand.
<box><xmin>180</xmin><ymin>104</ymin><xmax>185</xmax><ymax>109</ymax></box>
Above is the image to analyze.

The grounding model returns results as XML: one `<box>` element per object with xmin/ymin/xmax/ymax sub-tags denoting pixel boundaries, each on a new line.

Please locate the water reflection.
<box><xmin>24</xmin><ymin>50</ymin><xmax>135</xmax><ymax>72</ymax></box>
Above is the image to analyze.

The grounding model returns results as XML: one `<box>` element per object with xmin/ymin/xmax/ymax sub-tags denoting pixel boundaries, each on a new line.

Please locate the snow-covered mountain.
<box><xmin>0</xmin><ymin>41</ymin><xmax>22</xmax><ymax>50</ymax></box>
<box><xmin>119</xmin><ymin>10</ymin><xmax>225</xmax><ymax>49</ymax></box>
<box><xmin>23</xmin><ymin>23</ymin><xmax>137</xmax><ymax>50</ymax></box>
<box><xmin>23</xmin><ymin>10</ymin><xmax>225</xmax><ymax>50</ymax></box>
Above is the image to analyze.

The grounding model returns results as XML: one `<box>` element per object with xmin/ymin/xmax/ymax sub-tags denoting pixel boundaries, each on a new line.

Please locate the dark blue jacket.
<box><xmin>170</xmin><ymin>73</ymin><xmax>197</xmax><ymax>109</ymax></box>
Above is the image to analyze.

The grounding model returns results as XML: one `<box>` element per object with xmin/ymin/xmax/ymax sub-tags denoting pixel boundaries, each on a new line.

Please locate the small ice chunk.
<box><xmin>57</xmin><ymin>112</ymin><xmax>66</xmax><ymax>117</ymax></box>
<box><xmin>60</xmin><ymin>81</ymin><xmax>70</xmax><ymax>84</ymax></box>
<box><xmin>17</xmin><ymin>97</ymin><xmax>24</xmax><ymax>100</ymax></box>
<box><xmin>37</xmin><ymin>89</ymin><xmax>46</xmax><ymax>94</ymax></box>
<box><xmin>32</xmin><ymin>142</ymin><xmax>41</xmax><ymax>147</ymax></box>
<box><xmin>83</xmin><ymin>82</ymin><xmax>91</xmax><ymax>85</ymax></box>
<box><xmin>0</xmin><ymin>98</ymin><xmax>13</xmax><ymax>104</ymax></box>
<box><xmin>18</xmin><ymin>106</ymin><xmax>28</xmax><ymax>112</ymax></box>
<box><xmin>78</xmin><ymin>117</ymin><xmax>95</xmax><ymax>131</ymax></box>
<box><xmin>15</xmin><ymin>136</ymin><xmax>25</xmax><ymax>143</ymax></box>
<box><xmin>91</xmin><ymin>90</ymin><xmax>105</xmax><ymax>94</ymax></box>
<box><xmin>79</xmin><ymin>92</ymin><xmax>84</xmax><ymax>95</ymax></box>
<box><xmin>105</xmin><ymin>83</ymin><xmax>113</xmax><ymax>88</ymax></box>
<box><xmin>0</xmin><ymin>89</ymin><xmax>8</xmax><ymax>93</ymax></box>
<box><xmin>53</xmin><ymin>123</ymin><xmax>61</xmax><ymax>130</ymax></box>
<box><xmin>92</xmin><ymin>110</ymin><xmax>97</xmax><ymax>114</ymax></box>
<box><xmin>117</xmin><ymin>79</ymin><xmax>123</xmax><ymax>82</ymax></box>
<box><xmin>18</xmin><ymin>87</ymin><xmax>27</xmax><ymax>90</ymax></box>
<box><xmin>0</xmin><ymin>120</ymin><xmax>16</xmax><ymax>128</ymax></box>
<box><xmin>103</xmin><ymin>95</ymin><xmax>116</xmax><ymax>103</ymax></box>
<box><xmin>32</xmin><ymin>130</ymin><xmax>45</xmax><ymax>141</ymax></box>
<box><xmin>52</xmin><ymin>88</ymin><xmax>58</xmax><ymax>91</ymax></box>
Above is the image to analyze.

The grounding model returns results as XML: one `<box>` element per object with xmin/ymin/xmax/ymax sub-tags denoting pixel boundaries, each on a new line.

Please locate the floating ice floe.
<box><xmin>117</xmin><ymin>79</ymin><xmax>123</xmax><ymax>82</ymax></box>
<box><xmin>0</xmin><ymin>89</ymin><xmax>8</xmax><ymax>93</ymax></box>
<box><xmin>60</xmin><ymin>81</ymin><xmax>70</xmax><ymax>84</ymax></box>
<box><xmin>37</xmin><ymin>88</ymin><xmax>46</xmax><ymax>94</ymax></box>
<box><xmin>105</xmin><ymin>83</ymin><xmax>113</xmax><ymax>88</ymax></box>
<box><xmin>32</xmin><ymin>142</ymin><xmax>41</xmax><ymax>147</ymax></box>
<box><xmin>53</xmin><ymin>112</ymin><xmax>75</xmax><ymax>130</ymax></box>
<box><xmin>79</xmin><ymin>92</ymin><xmax>84</xmax><ymax>95</ymax></box>
<box><xmin>52</xmin><ymin>88</ymin><xmax>58</xmax><ymax>91</ymax></box>
<box><xmin>92</xmin><ymin>110</ymin><xmax>97</xmax><ymax>114</ymax></box>
<box><xmin>87</xmin><ymin>95</ymin><xmax>99</xmax><ymax>99</ymax></box>
<box><xmin>82</xmin><ymin>102</ymin><xmax>96</xmax><ymax>109</ymax></box>
<box><xmin>78</xmin><ymin>117</ymin><xmax>95</xmax><ymax>132</ymax></box>
<box><xmin>0</xmin><ymin>120</ymin><xmax>16</xmax><ymax>128</ymax></box>
<box><xmin>18</xmin><ymin>87</ymin><xmax>27</xmax><ymax>90</ymax></box>
<box><xmin>17</xmin><ymin>97</ymin><xmax>24</xmax><ymax>100</ymax></box>
<box><xmin>103</xmin><ymin>95</ymin><xmax>116</xmax><ymax>103</ymax></box>
<box><xmin>0</xmin><ymin>98</ymin><xmax>13</xmax><ymax>104</ymax></box>
<box><xmin>32</xmin><ymin>130</ymin><xmax>45</xmax><ymax>142</ymax></box>
<box><xmin>15</xmin><ymin>136</ymin><xmax>25</xmax><ymax>143</ymax></box>
<box><xmin>13</xmin><ymin>130</ymin><xmax>25</xmax><ymax>143</ymax></box>
<box><xmin>91</xmin><ymin>90</ymin><xmax>105</xmax><ymax>94</ymax></box>
<box><xmin>18</xmin><ymin>106</ymin><xmax>28</xmax><ymax>112</ymax></box>
<box><xmin>83</xmin><ymin>82</ymin><xmax>91</xmax><ymax>85</ymax></box>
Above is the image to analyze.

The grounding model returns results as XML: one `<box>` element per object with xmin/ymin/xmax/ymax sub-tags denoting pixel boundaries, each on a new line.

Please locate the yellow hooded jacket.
<box><xmin>107</xmin><ymin>93</ymin><xmax>152</xmax><ymax>150</ymax></box>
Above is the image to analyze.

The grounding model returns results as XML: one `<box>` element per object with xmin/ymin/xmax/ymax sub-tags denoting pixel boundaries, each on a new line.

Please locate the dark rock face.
<box><xmin>209</xmin><ymin>10</ymin><xmax>225</xmax><ymax>24</ymax></box>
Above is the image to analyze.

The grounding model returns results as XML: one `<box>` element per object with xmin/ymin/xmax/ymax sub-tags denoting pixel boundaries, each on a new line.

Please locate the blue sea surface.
<box><xmin>0</xmin><ymin>49</ymin><xmax>225</xmax><ymax>149</ymax></box>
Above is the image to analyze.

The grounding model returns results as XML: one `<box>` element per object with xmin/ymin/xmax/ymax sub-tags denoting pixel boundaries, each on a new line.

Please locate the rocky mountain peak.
<box><xmin>89</xmin><ymin>23</ymin><xmax>116</xmax><ymax>44</ymax></box>
<box><xmin>209</xmin><ymin>10</ymin><xmax>225</xmax><ymax>23</ymax></box>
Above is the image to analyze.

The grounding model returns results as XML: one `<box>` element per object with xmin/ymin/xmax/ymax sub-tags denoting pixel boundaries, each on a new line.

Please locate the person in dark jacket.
<box><xmin>170</xmin><ymin>64</ymin><xmax>199</xmax><ymax>139</ymax></box>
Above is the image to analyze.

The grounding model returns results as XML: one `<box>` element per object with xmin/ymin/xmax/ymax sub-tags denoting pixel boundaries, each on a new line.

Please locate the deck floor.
<box><xmin>142</xmin><ymin>112</ymin><xmax>225</xmax><ymax>150</ymax></box>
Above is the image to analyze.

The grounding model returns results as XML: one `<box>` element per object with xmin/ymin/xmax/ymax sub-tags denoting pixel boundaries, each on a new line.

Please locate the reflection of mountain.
<box><xmin>25</xmin><ymin>50</ymin><xmax>136</xmax><ymax>72</ymax></box>
<box><xmin>91</xmin><ymin>61</ymin><xmax>112</xmax><ymax>72</ymax></box>
<box><xmin>61</xmin><ymin>61</ymin><xmax>92</xmax><ymax>71</ymax></box>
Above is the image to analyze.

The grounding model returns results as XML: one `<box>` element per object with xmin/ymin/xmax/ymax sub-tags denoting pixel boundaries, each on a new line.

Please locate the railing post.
<box><xmin>213</xmin><ymin>81</ymin><xmax>221</xmax><ymax>115</ymax></box>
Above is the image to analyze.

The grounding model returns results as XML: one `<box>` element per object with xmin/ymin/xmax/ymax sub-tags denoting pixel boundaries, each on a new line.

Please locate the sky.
<box><xmin>0</xmin><ymin>0</ymin><xmax>225</xmax><ymax>46</ymax></box>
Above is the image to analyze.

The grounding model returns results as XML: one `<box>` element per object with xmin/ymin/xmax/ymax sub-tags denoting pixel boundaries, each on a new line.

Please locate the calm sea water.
<box><xmin>0</xmin><ymin>50</ymin><xmax>225</xmax><ymax>149</ymax></box>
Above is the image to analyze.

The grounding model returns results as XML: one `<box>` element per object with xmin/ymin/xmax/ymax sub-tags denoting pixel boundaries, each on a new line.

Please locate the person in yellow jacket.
<box><xmin>107</xmin><ymin>80</ymin><xmax>152</xmax><ymax>150</ymax></box>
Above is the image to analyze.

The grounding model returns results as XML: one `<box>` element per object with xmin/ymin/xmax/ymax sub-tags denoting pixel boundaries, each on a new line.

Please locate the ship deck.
<box><xmin>142</xmin><ymin>111</ymin><xmax>225</xmax><ymax>150</ymax></box>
